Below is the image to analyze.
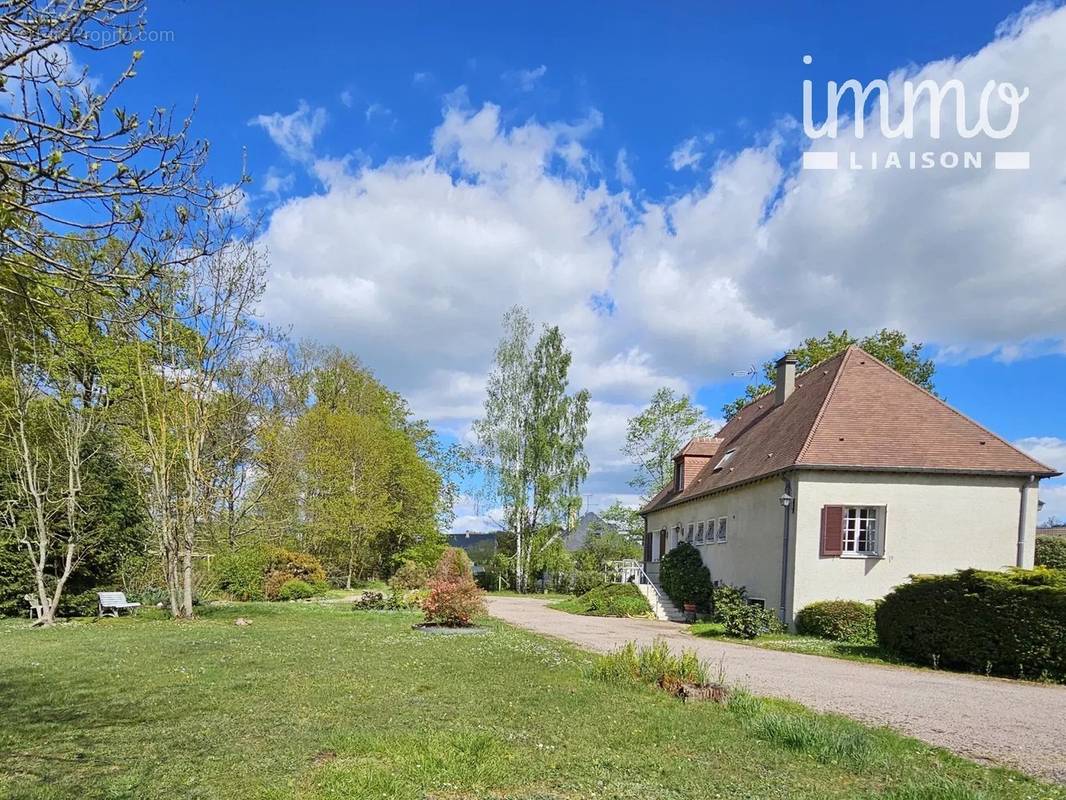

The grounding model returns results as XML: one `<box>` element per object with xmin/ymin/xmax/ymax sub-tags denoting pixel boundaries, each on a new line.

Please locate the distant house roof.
<box><xmin>1037</xmin><ymin>526</ymin><xmax>1066</xmax><ymax>538</ymax></box>
<box><xmin>559</xmin><ymin>512</ymin><xmax>616</xmax><ymax>552</ymax></box>
<box><xmin>445</xmin><ymin>531</ymin><xmax>501</xmax><ymax>558</ymax></box>
<box><xmin>642</xmin><ymin>346</ymin><xmax>1059</xmax><ymax>515</ymax></box>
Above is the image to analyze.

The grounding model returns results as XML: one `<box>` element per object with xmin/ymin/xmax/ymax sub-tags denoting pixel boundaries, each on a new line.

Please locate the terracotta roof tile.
<box><xmin>640</xmin><ymin>346</ymin><xmax>1059</xmax><ymax>514</ymax></box>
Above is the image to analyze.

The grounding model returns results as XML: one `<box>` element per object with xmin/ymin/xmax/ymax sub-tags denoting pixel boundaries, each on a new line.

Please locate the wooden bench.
<box><xmin>97</xmin><ymin>591</ymin><xmax>141</xmax><ymax>617</ymax></box>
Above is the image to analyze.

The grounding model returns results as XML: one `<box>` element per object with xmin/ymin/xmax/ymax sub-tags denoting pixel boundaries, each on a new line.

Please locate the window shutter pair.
<box><xmin>820</xmin><ymin>505</ymin><xmax>844</xmax><ymax>556</ymax></box>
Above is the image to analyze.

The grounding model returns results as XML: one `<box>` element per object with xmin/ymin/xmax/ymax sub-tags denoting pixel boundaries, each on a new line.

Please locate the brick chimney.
<box><xmin>774</xmin><ymin>353</ymin><xmax>797</xmax><ymax>406</ymax></box>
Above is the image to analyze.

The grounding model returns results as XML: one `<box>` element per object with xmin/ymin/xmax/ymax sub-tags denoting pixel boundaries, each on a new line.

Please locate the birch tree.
<box><xmin>473</xmin><ymin>307</ymin><xmax>590</xmax><ymax>592</ymax></box>
<box><xmin>132</xmin><ymin>235</ymin><xmax>266</xmax><ymax>617</ymax></box>
<box><xmin>623</xmin><ymin>388</ymin><xmax>713</xmax><ymax>497</ymax></box>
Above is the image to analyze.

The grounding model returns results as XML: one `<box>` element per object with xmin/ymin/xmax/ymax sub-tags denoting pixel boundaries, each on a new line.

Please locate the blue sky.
<box><xmin>111</xmin><ymin>2</ymin><xmax>1066</xmax><ymax>526</ymax></box>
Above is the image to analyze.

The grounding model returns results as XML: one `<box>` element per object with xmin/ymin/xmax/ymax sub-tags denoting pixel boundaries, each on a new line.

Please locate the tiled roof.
<box><xmin>675</xmin><ymin>437</ymin><xmax>722</xmax><ymax>458</ymax></box>
<box><xmin>641</xmin><ymin>346</ymin><xmax>1059</xmax><ymax>515</ymax></box>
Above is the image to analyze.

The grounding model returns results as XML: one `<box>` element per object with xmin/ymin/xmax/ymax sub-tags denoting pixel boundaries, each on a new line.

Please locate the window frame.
<box><xmin>716</xmin><ymin>516</ymin><xmax>727</xmax><ymax>543</ymax></box>
<box><xmin>841</xmin><ymin>506</ymin><xmax>885</xmax><ymax>557</ymax></box>
<box><xmin>706</xmin><ymin>519</ymin><xmax>717</xmax><ymax>544</ymax></box>
<box><xmin>696</xmin><ymin>520</ymin><xmax>704</xmax><ymax>544</ymax></box>
<box><xmin>686</xmin><ymin>523</ymin><xmax>694</xmax><ymax>543</ymax></box>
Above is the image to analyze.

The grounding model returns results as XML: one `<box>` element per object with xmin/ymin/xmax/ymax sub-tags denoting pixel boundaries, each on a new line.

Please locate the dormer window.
<box><xmin>674</xmin><ymin>460</ymin><xmax>683</xmax><ymax>491</ymax></box>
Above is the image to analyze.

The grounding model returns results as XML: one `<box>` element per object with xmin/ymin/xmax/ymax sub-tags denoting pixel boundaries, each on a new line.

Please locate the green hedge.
<box><xmin>1035</xmin><ymin>535</ymin><xmax>1066</xmax><ymax>569</ymax></box>
<box><xmin>795</xmin><ymin>600</ymin><xmax>877</xmax><ymax>644</ymax></box>
<box><xmin>558</xmin><ymin>583</ymin><xmax>651</xmax><ymax>617</ymax></box>
<box><xmin>876</xmin><ymin>568</ymin><xmax>1066</xmax><ymax>680</ymax></box>
<box><xmin>659</xmin><ymin>542</ymin><xmax>712</xmax><ymax>611</ymax></box>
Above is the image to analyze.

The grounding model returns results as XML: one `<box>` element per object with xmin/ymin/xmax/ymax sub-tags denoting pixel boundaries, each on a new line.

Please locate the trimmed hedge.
<box><xmin>795</xmin><ymin>600</ymin><xmax>877</xmax><ymax>644</ymax></box>
<box><xmin>1035</xmin><ymin>535</ymin><xmax>1066</xmax><ymax>570</ymax></box>
<box><xmin>876</xmin><ymin>568</ymin><xmax>1066</xmax><ymax>681</ymax></box>
<box><xmin>659</xmin><ymin>542</ymin><xmax>712</xmax><ymax>611</ymax></box>
<box><xmin>562</xmin><ymin>583</ymin><xmax>652</xmax><ymax>617</ymax></box>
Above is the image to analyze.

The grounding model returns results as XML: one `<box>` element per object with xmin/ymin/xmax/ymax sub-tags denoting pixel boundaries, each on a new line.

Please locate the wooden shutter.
<box><xmin>643</xmin><ymin>530</ymin><xmax>653</xmax><ymax>562</ymax></box>
<box><xmin>820</xmin><ymin>505</ymin><xmax>844</xmax><ymax>556</ymax></box>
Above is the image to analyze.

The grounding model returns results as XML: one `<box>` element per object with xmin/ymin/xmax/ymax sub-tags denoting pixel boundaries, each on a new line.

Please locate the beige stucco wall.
<box><xmin>791</xmin><ymin>470</ymin><xmax>1037</xmax><ymax>617</ymax></box>
<box><xmin>645</xmin><ymin>477</ymin><xmax>791</xmax><ymax>612</ymax></box>
<box><xmin>645</xmin><ymin>470</ymin><xmax>1038</xmax><ymax>624</ymax></box>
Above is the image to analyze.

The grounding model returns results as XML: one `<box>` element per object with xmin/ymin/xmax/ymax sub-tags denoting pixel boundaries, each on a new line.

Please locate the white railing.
<box><xmin>605</xmin><ymin>559</ymin><xmax>663</xmax><ymax>602</ymax></box>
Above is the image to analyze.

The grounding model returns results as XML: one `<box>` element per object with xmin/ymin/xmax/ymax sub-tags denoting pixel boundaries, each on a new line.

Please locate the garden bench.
<box><xmin>97</xmin><ymin>591</ymin><xmax>141</xmax><ymax>617</ymax></box>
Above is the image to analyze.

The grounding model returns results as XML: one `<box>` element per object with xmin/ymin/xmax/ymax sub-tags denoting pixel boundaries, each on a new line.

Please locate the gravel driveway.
<box><xmin>487</xmin><ymin>596</ymin><xmax>1066</xmax><ymax>782</ymax></box>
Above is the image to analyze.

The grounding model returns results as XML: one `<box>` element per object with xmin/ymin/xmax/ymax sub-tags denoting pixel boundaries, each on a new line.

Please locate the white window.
<box><xmin>716</xmin><ymin>516</ymin><xmax>727</xmax><ymax>542</ymax></box>
<box><xmin>673</xmin><ymin>524</ymin><xmax>682</xmax><ymax>547</ymax></box>
<box><xmin>696</xmin><ymin>521</ymin><xmax>704</xmax><ymax>543</ymax></box>
<box><xmin>686</xmin><ymin>523</ymin><xmax>694</xmax><ymax>543</ymax></box>
<box><xmin>843</xmin><ymin>507</ymin><xmax>881</xmax><ymax>556</ymax></box>
<box><xmin>706</xmin><ymin>519</ymin><xmax>717</xmax><ymax>543</ymax></box>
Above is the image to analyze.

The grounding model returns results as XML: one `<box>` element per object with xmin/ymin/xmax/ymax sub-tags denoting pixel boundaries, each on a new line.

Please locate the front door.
<box><xmin>658</xmin><ymin>529</ymin><xmax>668</xmax><ymax>562</ymax></box>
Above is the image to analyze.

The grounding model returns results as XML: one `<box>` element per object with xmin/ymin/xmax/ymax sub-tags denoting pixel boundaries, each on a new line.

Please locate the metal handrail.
<box><xmin>605</xmin><ymin>558</ymin><xmax>664</xmax><ymax>602</ymax></box>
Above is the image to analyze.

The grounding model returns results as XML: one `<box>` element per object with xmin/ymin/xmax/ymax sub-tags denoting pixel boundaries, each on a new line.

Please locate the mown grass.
<box><xmin>0</xmin><ymin>602</ymin><xmax>1058</xmax><ymax>800</ymax></box>
<box><xmin>691</xmin><ymin>621</ymin><xmax>905</xmax><ymax>667</ymax></box>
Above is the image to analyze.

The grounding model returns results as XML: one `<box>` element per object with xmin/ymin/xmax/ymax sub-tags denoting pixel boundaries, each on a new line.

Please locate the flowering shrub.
<box><xmin>420</xmin><ymin>547</ymin><xmax>485</xmax><ymax>626</ymax></box>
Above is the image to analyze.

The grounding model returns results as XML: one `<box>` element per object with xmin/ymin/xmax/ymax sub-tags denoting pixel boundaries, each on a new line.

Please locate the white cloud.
<box><xmin>504</xmin><ymin>64</ymin><xmax>547</xmax><ymax>91</ymax></box>
<box><xmin>250</xmin><ymin>101</ymin><xmax>328</xmax><ymax>162</ymax></box>
<box><xmin>413</xmin><ymin>71</ymin><xmax>432</xmax><ymax>85</ymax></box>
<box><xmin>1014</xmin><ymin>437</ymin><xmax>1066</xmax><ymax>473</ymax></box>
<box><xmin>365</xmin><ymin>102</ymin><xmax>393</xmax><ymax>124</ymax></box>
<box><xmin>339</xmin><ymin>90</ymin><xmax>353</xmax><ymax>108</ymax></box>
<box><xmin>257</xmin><ymin>6</ymin><xmax>1066</xmax><ymax>516</ymax></box>
<box><xmin>669</xmin><ymin>136</ymin><xmax>704</xmax><ymax>171</ymax></box>
<box><xmin>615</xmin><ymin>148</ymin><xmax>635</xmax><ymax>185</ymax></box>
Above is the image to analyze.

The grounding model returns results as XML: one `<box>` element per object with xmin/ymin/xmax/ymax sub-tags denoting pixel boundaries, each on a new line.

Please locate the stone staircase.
<box><xmin>634</xmin><ymin>575</ymin><xmax>687</xmax><ymax>623</ymax></box>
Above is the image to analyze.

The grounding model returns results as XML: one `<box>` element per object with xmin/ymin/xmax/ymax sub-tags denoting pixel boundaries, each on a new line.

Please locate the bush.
<box><xmin>572</xmin><ymin>569</ymin><xmax>608</xmax><ymax>596</ymax></box>
<box><xmin>710</xmin><ymin>583</ymin><xmax>748</xmax><ymax>622</ymax></box>
<box><xmin>277</xmin><ymin>579</ymin><xmax>315</xmax><ymax>601</ymax></box>
<box><xmin>216</xmin><ymin>545</ymin><xmax>326</xmax><ymax>601</ymax></box>
<box><xmin>560</xmin><ymin>583</ymin><xmax>651</xmax><ymax>617</ymax></box>
<box><xmin>215</xmin><ymin>545</ymin><xmax>272</xmax><ymax>601</ymax></box>
<box><xmin>421</xmin><ymin>578</ymin><xmax>486</xmax><ymax>626</ymax></box>
<box><xmin>388</xmin><ymin>561</ymin><xmax>429</xmax><ymax>591</ymax></box>
<box><xmin>795</xmin><ymin>600</ymin><xmax>877</xmax><ymax>644</ymax></box>
<box><xmin>876</xmin><ymin>568</ymin><xmax>1066</xmax><ymax>680</ymax></box>
<box><xmin>434</xmin><ymin>547</ymin><xmax>475</xmax><ymax>581</ymax></box>
<box><xmin>352</xmin><ymin>591</ymin><xmax>402</xmax><ymax>611</ymax></box>
<box><xmin>659</xmin><ymin>542</ymin><xmax>711</xmax><ymax>611</ymax></box>
<box><xmin>592</xmin><ymin>639</ymin><xmax>708</xmax><ymax>693</ymax></box>
<box><xmin>1036</xmin><ymin>535</ymin><xmax>1066</xmax><ymax>569</ymax></box>
<box><xmin>721</xmin><ymin>603</ymin><xmax>783</xmax><ymax>639</ymax></box>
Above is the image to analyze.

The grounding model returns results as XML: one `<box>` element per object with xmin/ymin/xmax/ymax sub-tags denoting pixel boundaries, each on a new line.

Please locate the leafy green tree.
<box><xmin>623</xmin><ymin>388</ymin><xmax>713</xmax><ymax>497</ymax></box>
<box><xmin>598</xmin><ymin>501</ymin><xmax>644</xmax><ymax>543</ymax></box>
<box><xmin>474</xmin><ymin>307</ymin><xmax>590</xmax><ymax>592</ymax></box>
<box><xmin>722</xmin><ymin>329</ymin><xmax>936</xmax><ymax>420</ymax></box>
<box><xmin>574</xmin><ymin>528</ymin><xmax>640</xmax><ymax>573</ymax></box>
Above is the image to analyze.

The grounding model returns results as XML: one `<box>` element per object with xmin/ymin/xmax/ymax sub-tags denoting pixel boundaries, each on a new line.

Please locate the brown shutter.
<box><xmin>820</xmin><ymin>505</ymin><xmax>844</xmax><ymax>556</ymax></box>
<box><xmin>643</xmin><ymin>530</ymin><xmax>653</xmax><ymax>562</ymax></box>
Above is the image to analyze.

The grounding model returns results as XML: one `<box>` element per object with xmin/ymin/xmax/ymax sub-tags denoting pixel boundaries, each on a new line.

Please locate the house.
<box><xmin>557</xmin><ymin>512</ymin><xmax>616</xmax><ymax>552</ymax></box>
<box><xmin>639</xmin><ymin>346</ymin><xmax>1060</xmax><ymax>625</ymax></box>
<box><xmin>445</xmin><ymin>531</ymin><xmax>501</xmax><ymax>574</ymax></box>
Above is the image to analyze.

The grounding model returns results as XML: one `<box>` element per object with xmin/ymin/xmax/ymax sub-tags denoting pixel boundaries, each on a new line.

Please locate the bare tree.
<box><xmin>0</xmin><ymin>0</ymin><xmax>246</xmax><ymax>302</ymax></box>
<box><xmin>132</xmin><ymin>233</ymin><xmax>266</xmax><ymax>617</ymax></box>
<box><xmin>1</xmin><ymin>326</ymin><xmax>100</xmax><ymax>625</ymax></box>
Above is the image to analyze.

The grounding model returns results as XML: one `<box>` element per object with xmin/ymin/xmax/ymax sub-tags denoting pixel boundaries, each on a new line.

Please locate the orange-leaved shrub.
<box><xmin>421</xmin><ymin>547</ymin><xmax>485</xmax><ymax>626</ymax></box>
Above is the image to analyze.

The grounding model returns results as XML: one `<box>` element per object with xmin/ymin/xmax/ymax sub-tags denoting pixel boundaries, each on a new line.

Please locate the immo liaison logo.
<box><xmin>801</xmin><ymin>55</ymin><xmax>1030</xmax><ymax>171</ymax></box>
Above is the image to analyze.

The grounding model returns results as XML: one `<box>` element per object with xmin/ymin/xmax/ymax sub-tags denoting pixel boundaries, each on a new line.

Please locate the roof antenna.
<box><xmin>732</xmin><ymin>365</ymin><xmax>758</xmax><ymax>383</ymax></box>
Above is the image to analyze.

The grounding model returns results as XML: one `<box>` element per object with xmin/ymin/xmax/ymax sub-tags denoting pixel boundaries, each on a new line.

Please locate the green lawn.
<box><xmin>689</xmin><ymin>621</ymin><xmax>905</xmax><ymax>668</ymax></box>
<box><xmin>1</xmin><ymin>603</ymin><xmax>1059</xmax><ymax>800</ymax></box>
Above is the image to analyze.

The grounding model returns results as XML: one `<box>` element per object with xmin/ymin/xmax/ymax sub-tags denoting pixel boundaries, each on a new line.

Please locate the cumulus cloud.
<box><xmin>249</xmin><ymin>101</ymin><xmax>328</xmax><ymax>162</ymax></box>
<box><xmin>615</xmin><ymin>148</ymin><xmax>635</xmax><ymax>185</ymax></box>
<box><xmin>256</xmin><ymin>5</ymin><xmax>1066</xmax><ymax>528</ymax></box>
<box><xmin>1015</xmin><ymin>437</ymin><xmax>1066</xmax><ymax>523</ymax></box>
<box><xmin>669</xmin><ymin>136</ymin><xmax>704</xmax><ymax>170</ymax></box>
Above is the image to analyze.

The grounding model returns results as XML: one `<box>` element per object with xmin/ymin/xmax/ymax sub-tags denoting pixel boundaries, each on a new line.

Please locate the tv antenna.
<box><xmin>731</xmin><ymin>365</ymin><xmax>758</xmax><ymax>382</ymax></box>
